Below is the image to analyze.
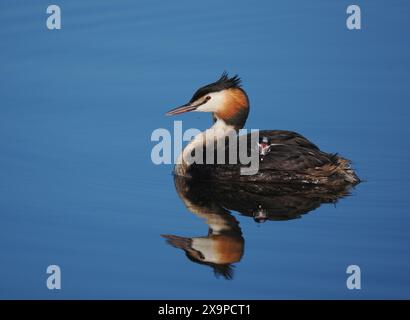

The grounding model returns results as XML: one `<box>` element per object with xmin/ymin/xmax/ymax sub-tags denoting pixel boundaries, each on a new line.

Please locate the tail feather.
<box><xmin>335</xmin><ymin>157</ymin><xmax>360</xmax><ymax>184</ymax></box>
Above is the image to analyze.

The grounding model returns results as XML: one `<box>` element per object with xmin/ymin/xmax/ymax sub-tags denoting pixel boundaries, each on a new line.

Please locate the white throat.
<box><xmin>175</xmin><ymin>119</ymin><xmax>236</xmax><ymax>176</ymax></box>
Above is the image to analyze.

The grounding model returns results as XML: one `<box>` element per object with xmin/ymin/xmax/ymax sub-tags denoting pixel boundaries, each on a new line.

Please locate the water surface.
<box><xmin>0</xmin><ymin>0</ymin><xmax>409</xmax><ymax>299</ymax></box>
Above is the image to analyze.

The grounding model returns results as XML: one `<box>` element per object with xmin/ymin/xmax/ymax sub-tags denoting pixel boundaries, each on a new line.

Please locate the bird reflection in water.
<box><xmin>162</xmin><ymin>176</ymin><xmax>355</xmax><ymax>279</ymax></box>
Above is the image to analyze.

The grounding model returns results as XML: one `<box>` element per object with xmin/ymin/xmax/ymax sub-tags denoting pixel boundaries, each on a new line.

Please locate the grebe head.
<box><xmin>166</xmin><ymin>72</ymin><xmax>250</xmax><ymax>130</ymax></box>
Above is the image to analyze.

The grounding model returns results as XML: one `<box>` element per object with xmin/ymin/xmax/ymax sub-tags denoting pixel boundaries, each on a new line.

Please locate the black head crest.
<box><xmin>190</xmin><ymin>72</ymin><xmax>242</xmax><ymax>102</ymax></box>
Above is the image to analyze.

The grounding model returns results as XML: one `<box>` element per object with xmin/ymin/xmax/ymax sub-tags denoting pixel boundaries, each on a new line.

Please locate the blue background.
<box><xmin>0</xmin><ymin>0</ymin><xmax>409</xmax><ymax>298</ymax></box>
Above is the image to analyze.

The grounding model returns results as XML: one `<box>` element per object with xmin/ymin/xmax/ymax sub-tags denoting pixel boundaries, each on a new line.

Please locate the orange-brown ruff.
<box><xmin>166</xmin><ymin>72</ymin><xmax>360</xmax><ymax>187</ymax></box>
<box><xmin>214</xmin><ymin>88</ymin><xmax>249</xmax><ymax>129</ymax></box>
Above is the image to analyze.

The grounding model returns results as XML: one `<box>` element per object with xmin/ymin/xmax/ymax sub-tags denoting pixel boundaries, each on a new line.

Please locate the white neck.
<box><xmin>175</xmin><ymin>119</ymin><xmax>236</xmax><ymax>176</ymax></box>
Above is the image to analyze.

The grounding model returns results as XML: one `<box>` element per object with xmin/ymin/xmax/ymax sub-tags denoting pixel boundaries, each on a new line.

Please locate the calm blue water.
<box><xmin>1</xmin><ymin>0</ymin><xmax>409</xmax><ymax>299</ymax></box>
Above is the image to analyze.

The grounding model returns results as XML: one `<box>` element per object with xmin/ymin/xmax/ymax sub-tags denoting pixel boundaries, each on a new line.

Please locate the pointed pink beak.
<box><xmin>166</xmin><ymin>103</ymin><xmax>198</xmax><ymax>116</ymax></box>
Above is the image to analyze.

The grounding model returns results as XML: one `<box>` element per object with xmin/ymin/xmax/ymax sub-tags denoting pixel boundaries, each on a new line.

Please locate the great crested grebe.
<box><xmin>166</xmin><ymin>72</ymin><xmax>360</xmax><ymax>186</ymax></box>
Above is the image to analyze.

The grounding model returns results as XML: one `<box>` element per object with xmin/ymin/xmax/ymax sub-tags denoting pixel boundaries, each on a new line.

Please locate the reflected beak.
<box><xmin>166</xmin><ymin>102</ymin><xmax>198</xmax><ymax>116</ymax></box>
